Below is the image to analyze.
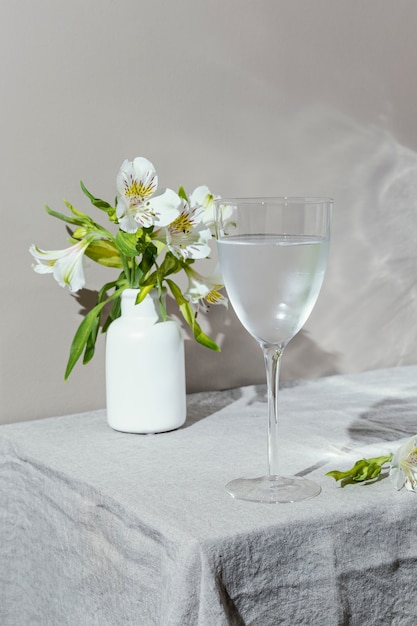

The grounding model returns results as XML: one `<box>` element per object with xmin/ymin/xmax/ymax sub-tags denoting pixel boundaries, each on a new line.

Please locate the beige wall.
<box><xmin>2</xmin><ymin>0</ymin><xmax>417</xmax><ymax>424</ymax></box>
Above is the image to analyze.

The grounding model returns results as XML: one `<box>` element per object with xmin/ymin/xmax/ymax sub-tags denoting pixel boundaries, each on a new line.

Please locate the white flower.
<box><xmin>30</xmin><ymin>239</ymin><xmax>91</xmax><ymax>292</ymax></box>
<box><xmin>190</xmin><ymin>185</ymin><xmax>235</xmax><ymax>231</ymax></box>
<box><xmin>116</xmin><ymin>157</ymin><xmax>181</xmax><ymax>233</ymax></box>
<box><xmin>389</xmin><ymin>435</ymin><xmax>417</xmax><ymax>492</ymax></box>
<box><xmin>164</xmin><ymin>200</ymin><xmax>212</xmax><ymax>260</ymax></box>
<box><xmin>184</xmin><ymin>266</ymin><xmax>228</xmax><ymax>311</ymax></box>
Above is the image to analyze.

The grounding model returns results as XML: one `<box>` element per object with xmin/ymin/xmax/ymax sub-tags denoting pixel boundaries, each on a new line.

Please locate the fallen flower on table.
<box><xmin>326</xmin><ymin>434</ymin><xmax>417</xmax><ymax>492</ymax></box>
<box><xmin>389</xmin><ymin>435</ymin><xmax>417</xmax><ymax>492</ymax></box>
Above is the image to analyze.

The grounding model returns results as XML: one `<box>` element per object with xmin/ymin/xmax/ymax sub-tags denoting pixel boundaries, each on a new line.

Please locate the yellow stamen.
<box><xmin>124</xmin><ymin>178</ymin><xmax>155</xmax><ymax>200</ymax></box>
<box><xmin>170</xmin><ymin>212</ymin><xmax>193</xmax><ymax>234</ymax></box>
<box><xmin>205</xmin><ymin>285</ymin><xmax>223</xmax><ymax>304</ymax></box>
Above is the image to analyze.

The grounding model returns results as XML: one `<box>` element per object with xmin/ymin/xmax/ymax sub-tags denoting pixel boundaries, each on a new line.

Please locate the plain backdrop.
<box><xmin>1</xmin><ymin>0</ymin><xmax>417</xmax><ymax>424</ymax></box>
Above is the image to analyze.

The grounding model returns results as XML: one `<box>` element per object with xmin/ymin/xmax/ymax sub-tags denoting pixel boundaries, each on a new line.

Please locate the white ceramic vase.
<box><xmin>106</xmin><ymin>289</ymin><xmax>186</xmax><ymax>433</ymax></box>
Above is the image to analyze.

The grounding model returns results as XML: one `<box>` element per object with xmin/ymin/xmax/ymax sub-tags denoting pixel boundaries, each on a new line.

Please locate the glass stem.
<box><xmin>262</xmin><ymin>344</ymin><xmax>283</xmax><ymax>478</ymax></box>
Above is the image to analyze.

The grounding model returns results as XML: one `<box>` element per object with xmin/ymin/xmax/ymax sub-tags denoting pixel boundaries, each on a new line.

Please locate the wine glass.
<box><xmin>215</xmin><ymin>197</ymin><xmax>332</xmax><ymax>503</ymax></box>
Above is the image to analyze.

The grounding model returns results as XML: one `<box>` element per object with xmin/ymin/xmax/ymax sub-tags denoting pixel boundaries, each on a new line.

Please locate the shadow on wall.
<box><xmin>70</xmin><ymin>107</ymin><xmax>417</xmax><ymax>394</ymax></box>
<box><xmin>71</xmin><ymin>288</ymin><xmax>341</xmax><ymax>394</ymax></box>
<box><xmin>181</xmin><ymin>299</ymin><xmax>341</xmax><ymax>393</ymax></box>
<box><xmin>208</xmin><ymin>106</ymin><xmax>417</xmax><ymax>381</ymax></box>
<box><xmin>73</xmin><ymin>288</ymin><xmax>109</xmax><ymax>321</ymax></box>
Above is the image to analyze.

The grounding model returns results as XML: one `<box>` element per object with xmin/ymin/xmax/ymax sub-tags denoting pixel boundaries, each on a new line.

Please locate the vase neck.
<box><xmin>121</xmin><ymin>289</ymin><xmax>165</xmax><ymax>321</ymax></box>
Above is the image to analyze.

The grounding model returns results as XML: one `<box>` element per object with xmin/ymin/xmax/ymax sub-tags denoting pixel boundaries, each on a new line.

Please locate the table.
<box><xmin>1</xmin><ymin>366</ymin><xmax>417</xmax><ymax>625</ymax></box>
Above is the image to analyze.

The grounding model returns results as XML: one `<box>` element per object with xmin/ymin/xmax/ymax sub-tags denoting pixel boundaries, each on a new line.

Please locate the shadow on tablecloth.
<box><xmin>184</xmin><ymin>388</ymin><xmax>243</xmax><ymax>426</ymax></box>
<box><xmin>348</xmin><ymin>395</ymin><xmax>417</xmax><ymax>444</ymax></box>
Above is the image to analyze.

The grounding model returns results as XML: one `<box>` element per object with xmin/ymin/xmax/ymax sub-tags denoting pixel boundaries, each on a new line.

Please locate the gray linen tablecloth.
<box><xmin>1</xmin><ymin>365</ymin><xmax>417</xmax><ymax>625</ymax></box>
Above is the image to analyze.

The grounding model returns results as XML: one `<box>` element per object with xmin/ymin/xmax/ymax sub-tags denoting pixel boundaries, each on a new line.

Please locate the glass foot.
<box><xmin>225</xmin><ymin>475</ymin><xmax>321</xmax><ymax>503</ymax></box>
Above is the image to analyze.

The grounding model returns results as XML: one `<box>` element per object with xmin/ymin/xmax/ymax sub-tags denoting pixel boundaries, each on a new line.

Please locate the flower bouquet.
<box><xmin>30</xmin><ymin>156</ymin><xmax>232</xmax><ymax>380</ymax></box>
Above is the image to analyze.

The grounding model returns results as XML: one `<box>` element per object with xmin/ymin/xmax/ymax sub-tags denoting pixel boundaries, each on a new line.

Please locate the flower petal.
<box><xmin>389</xmin><ymin>466</ymin><xmax>405</xmax><ymax>491</ymax></box>
<box><xmin>116</xmin><ymin>196</ymin><xmax>140</xmax><ymax>233</ymax></box>
<box><xmin>166</xmin><ymin>199</ymin><xmax>212</xmax><ymax>260</ymax></box>
<box><xmin>389</xmin><ymin>435</ymin><xmax>417</xmax><ymax>491</ymax></box>
<box><xmin>184</xmin><ymin>265</ymin><xmax>228</xmax><ymax>308</ymax></box>
<box><xmin>116</xmin><ymin>157</ymin><xmax>158</xmax><ymax>200</ymax></box>
<box><xmin>54</xmin><ymin>253</ymin><xmax>86</xmax><ymax>292</ymax></box>
<box><xmin>30</xmin><ymin>240</ymin><xmax>89</xmax><ymax>292</ymax></box>
<box><xmin>190</xmin><ymin>185</ymin><xmax>216</xmax><ymax>224</ymax></box>
<box><xmin>145</xmin><ymin>188</ymin><xmax>182</xmax><ymax>227</ymax></box>
<box><xmin>168</xmin><ymin>227</ymin><xmax>212</xmax><ymax>260</ymax></box>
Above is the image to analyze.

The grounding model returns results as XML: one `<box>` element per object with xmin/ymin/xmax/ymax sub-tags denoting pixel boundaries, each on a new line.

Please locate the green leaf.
<box><xmin>326</xmin><ymin>454</ymin><xmax>393</xmax><ymax>485</ymax></box>
<box><xmin>80</xmin><ymin>181</ymin><xmax>112</xmax><ymax>211</ymax></box>
<box><xmin>178</xmin><ymin>186</ymin><xmax>189</xmax><ymax>202</ymax></box>
<box><xmin>65</xmin><ymin>304</ymin><xmax>104</xmax><ymax>379</ymax></box>
<box><xmin>64</xmin><ymin>286</ymin><xmax>125</xmax><ymax>379</ymax></box>
<box><xmin>115</xmin><ymin>230</ymin><xmax>140</xmax><ymax>257</ymax></box>
<box><xmin>83</xmin><ymin>313</ymin><xmax>100</xmax><ymax>365</ymax></box>
<box><xmin>166</xmin><ymin>279</ymin><xmax>220</xmax><ymax>352</ymax></box>
<box><xmin>138</xmin><ymin>242</ymin><xmax>157</xmax><ymax>276</ymax></box>
<box><xmin>84</xmin><ymin>240</ymin><xmax>123</xmax><ymax>268</ymax></box>
<box><xmin>140</xmin><ymin>253</ymin><xmax>183</xmax><ymax>289</ymax></box>
<box><xmin>98</xmin><ymin>278</ymin><xmax>125</xmax><ymax>303</ymax></box>
<box><xmin>102</xmin><ymin>295</ymin><xmax>122</xmax><ymax>333</ymax></box>
<box><xmin>45</xmin><ymin>204</ymin><xmax>85</xmax><ymax>227</ymax></box>
<box><xmin>155</xmin><ymin>282</ymin><xmax>168</xmax><ymax>321</ymax></box>
<box><xmin>64</xmin><ymin>200</ymin><xmax>94</xmax><ymax>223</ymax></box>
<box><xmin>158</xmin><ymin>251</ymin><xmax>182</xmax><ymax>277</ymax></box>
<box><xmin>136</xmin><ymin>283</ymin><xmax>156</xmax><ymax>304</ymax></box>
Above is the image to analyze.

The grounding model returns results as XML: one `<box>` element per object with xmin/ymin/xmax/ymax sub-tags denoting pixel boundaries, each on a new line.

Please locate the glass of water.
<box><xmin>215</xmin><ymin>197</ymin><xmax>332</xmax><ymax>503</ymax></box>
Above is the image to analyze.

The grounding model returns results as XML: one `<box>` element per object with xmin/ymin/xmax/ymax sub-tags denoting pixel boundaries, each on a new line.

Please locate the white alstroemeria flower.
<box><xmin>30</xmin><ymin>238</ymin><xmax>91</xmax><ymax>292</ymax></box>
<box><xmin>190</xmin><ymin>185</ymin><xmax>235</xmax><ymax>231</ymax></box>
<box><xmin>389</xmin><ymin>435</ymin><xmax>417</xmax><ymax>492</ymax></box>
<box><xmin>164</xmin><ymin>200</ymin><xmax>212</xmax><ymax>260</ymax></box>
<box><xmin>184</xmin><ymin>266</ymin><xmax>228</xmax><ymax>311</ymax></box>
<box><xmin>116</xmin><ymin>157</ymin><xmax>181</xmax><ymax>233</ymax></box>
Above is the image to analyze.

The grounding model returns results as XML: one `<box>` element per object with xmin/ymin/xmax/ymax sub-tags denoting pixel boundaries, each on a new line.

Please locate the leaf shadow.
<box><xmin>71</xmin><ymin>288</ymin><xmax>114</xmax><ymax>328</ymax></box>
<box><xmin>348</xmin><ymin>394</ymin><xmax>417</xmax><ymax>445</ymax></box>
<box><xmin>337</xmin><ymin>469</ymin><xmax>391</xmax><ymax>488</ymax></box>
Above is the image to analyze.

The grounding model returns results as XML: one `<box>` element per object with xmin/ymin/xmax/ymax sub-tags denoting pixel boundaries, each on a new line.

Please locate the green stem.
<box><xmin>119</xmin><ymin>253</ymin><xmax>133</xmax><ymax>287</ymax></box>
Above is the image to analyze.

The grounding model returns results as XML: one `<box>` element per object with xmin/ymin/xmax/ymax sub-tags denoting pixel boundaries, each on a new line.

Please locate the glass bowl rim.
<box><xmin>214</xmin><ymin>196</ymin><xmax>333</xmax><ymax>205</ymax></box>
